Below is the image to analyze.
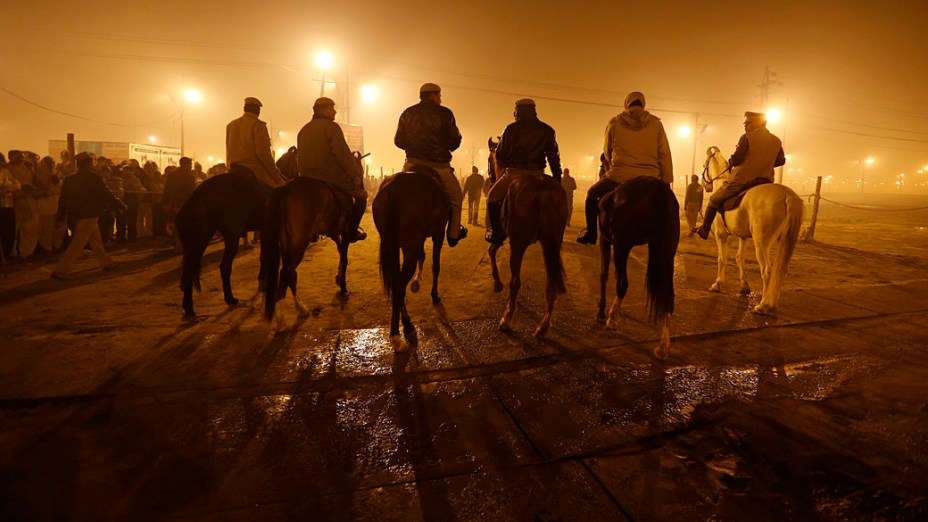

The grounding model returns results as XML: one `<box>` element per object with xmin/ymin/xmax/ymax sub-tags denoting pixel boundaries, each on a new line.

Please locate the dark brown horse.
<box><xmin>260</xmin><ymin>161</ymin><xmax>361</xmax><ymax>331</ymax></box>
<box><xmin>488</xmin><ymin>174</ymin><xmax>568</xmax><ymax>337</ymax></box>
<box><xmin>597</xmin><ymin>176</ymin><xmax>679</xmax><ymax>359</ymax></box>
<box><xmin>372</xmin><ymin>168</ymin><xmax>449</xmax><ymax>351</ymax></box>
<box><xmin>176</xmin><ymin>164</ymin><xmax>265</xmax><ymax>320</ymax></box>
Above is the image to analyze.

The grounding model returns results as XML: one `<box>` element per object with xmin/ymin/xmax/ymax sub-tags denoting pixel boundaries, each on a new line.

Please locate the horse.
<box><xmin>487</xmin><ymin>170</ymin><xmax>568</xmax><ymax>337</ymax></box>
<box><xmin>260</xmin><ymin>152</ymin><xmax>365</xmax><ymax>332</ymax></box>
<box><xmin>597</xmin><ymin>176</ymin><xmax>679</xmax><ymax>360</ymax></box>
<box><xmin>702</xmin><ymin>146</ymin><xmax>804</xmax><ymax>314</ymax></box>
<box><xmin>176</xmin><ymin>164</ymin><xmax>265</xmax><ymax>320</ymax></box>
<box><xmin>372</xmin><ymin>168</ymin><xmax>449</xmax><ymax>352</ymax></box>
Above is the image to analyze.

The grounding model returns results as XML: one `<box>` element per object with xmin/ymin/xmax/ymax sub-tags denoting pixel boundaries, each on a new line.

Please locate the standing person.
<box><xmin>33</xmin><ymin>156</ymin><xmax>61</xmax><ymax>252</ymax></box>
<box><xmin>296</xmin><ymin>97</ymin><xmax>367</xmax><ymax>242</ymax></box>
<box><xmin>561</xmin><ymin>167</ymin><xmax>577</xmax><ymax>226</ymax></box>
<box><xmin>485</xmin><ymin>98</ymin><xmax>562</xmax><ymax>245</ymax></box>
<box><xmin>115</xmin><ymin>164</ymin><xmax>143</xmax><ymax>243</ymax></box>
<box><xmin>577</xmin><ymin>91</ymin><xmax>673</xmax><ymax>245</ymax></box>
<box><xmin>684</xmin><ymin>174</ymin><xmax>704</xmax><ymax>235</ymax></box>
<box><xmin>162</xmin><ymin>157</ymin><xmax>198</xmax><ymax>247</ymax></box>
<box><xmin>394</xmin><ymin>83</ymin><xmax>467</xmax><ymax>247</ymax></box>
<box><xmin>692</xmin><ymin>111</ymin><xmax>785</xmax><ymax>239</ymax></box>
<box><xmin>7</xmin><ymin>150</ymin><xmax>40</xmax><ymax>258</ymax></box>
<box><xmin>462</xmin><ymin>166</ymin><xmax>484</xmax><ymax>226</ymax></box>
<box><xmin>51</xmin><ymin>153</ymin><xmax>126</xmax><ymax>279</ymax></box>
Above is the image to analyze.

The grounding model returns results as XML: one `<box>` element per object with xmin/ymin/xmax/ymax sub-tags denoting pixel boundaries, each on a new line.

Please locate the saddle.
<box><xmin>721</xmin><ymin>177</ymin><xmax>773</xmax><ymax>213</ymax></box>
<box><xmin>379</xmin><ymin>166</ymin><xmax>443</xmax><ymax>191</ymax></box>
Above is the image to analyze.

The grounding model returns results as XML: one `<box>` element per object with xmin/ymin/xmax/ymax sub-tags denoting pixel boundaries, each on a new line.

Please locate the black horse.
<box><xmin>598</xmin><ymin>176</ymin><xmax>680</xmax><ymax>359</ymax></box>
<box><xmin>176</xmin><ymin>164</ymin><xmax>266</xmax><ymax>320</ymax></box>
<box><xmin>372</xmin><ymin>169</ymin><xmax>449</xmax><ymax>352</ymax></box>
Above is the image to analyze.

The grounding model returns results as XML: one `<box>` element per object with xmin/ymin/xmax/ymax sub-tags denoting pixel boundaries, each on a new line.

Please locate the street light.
<box><xmin>860</xmin><ymin>156</ymin><xmax>874</xmax><ymax>193</ymax></box>
<box><xmin>174</xmin><ymin>88</ymin><xmax>201</xmax><ymax>157</ymax></box>
<box><xmin>315</xmin><ymin>51</ymin><xmax>334</xmax><ymax>97</ymax></box>
<box><xmin>360</xmin><ymin>84</ymin><xmax>379</xmax><ymax>103</ymax></box>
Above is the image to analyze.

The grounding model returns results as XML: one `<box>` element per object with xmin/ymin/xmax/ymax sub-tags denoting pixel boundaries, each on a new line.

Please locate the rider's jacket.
<box><xmin>495</xmin><ymin>113</ymin><xmax>562</xmax><ymax>179</ymax></box>
<box><xmin>297</xmin><ymin>115</ymin><xmax>363</xmax><ymax>195</ymax></box>
<box><xmin>729</xmin><ymin>128</ymin><xmax>785</xmax><ymax>185</ymax></box>
<box><xmin>603</xmin><ymin>107</ymin><xmax>673</xmax><ymax>184</ymax></box>
<box><xmin>394</xmin><ymin>100</ymin><xmax>461</xmax><ymax>163</ymax></box>
<box><xmin>226</xmin><ymin>112</ymin><xmax>285</xmax><ymax>189</ymax></box>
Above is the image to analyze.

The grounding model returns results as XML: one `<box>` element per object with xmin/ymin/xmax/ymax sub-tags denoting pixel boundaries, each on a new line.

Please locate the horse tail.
<box><xmin>540</xmin><ymin>183</ymin><xmax>567</xmax><ymax>295</ymax></box>
<box><xmin>176</xmin><ymin>197</ymin><xmax>204</xmax><ymax>294</ymax></box>
<box><xmin>767</xmin><ymin>193</ymin><xmax>804</xmax><ymax>303</ymax></box>
<box><xmin>262</xmin><ymin>186</ymin><xmax>285</xmax><ymax>321</ymax></box>
<box><xmin>378</xmin><ymin>189</ymin><xmax>400</xmax><ymax>298</ymax></box>
<box><xmin>645</xmin><ymin>184</ymin><xmax>679</xmax><ymax>323</ymax></box>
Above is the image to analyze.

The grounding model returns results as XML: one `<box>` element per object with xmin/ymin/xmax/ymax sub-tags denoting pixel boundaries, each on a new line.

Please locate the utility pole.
<box><xmin>758</xmin><ymin>66</ymin><xmax>782</xmax><ymax>108</ymax></box>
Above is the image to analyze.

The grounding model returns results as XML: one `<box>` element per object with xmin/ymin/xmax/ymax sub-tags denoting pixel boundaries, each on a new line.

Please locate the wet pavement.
<box><xmin>1</xmin><ymin>199</ymin><xmax>927</xmax><ymax>521</ymax></box>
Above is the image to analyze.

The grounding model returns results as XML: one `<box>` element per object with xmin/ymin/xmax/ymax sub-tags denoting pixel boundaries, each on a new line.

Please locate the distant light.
<box><xmin>277</xmin><ymin>130</ymin><xmax>284</xmax><ymax>137</ymax></box>
<box><xmin>208</xmin><ymin>156</ymin><xmax>214</xmax><ymax>162</ymax></box>
<box><xmin>276</xmin><ymin>148</ymin><xmax>285</xmax><ymax>156</ymax></box>
<box><xmin>678</xmin><ymin>125</ymin><xmax>692</xmax><ymax>138</ymax></box>
<box><xmin>360</xmin><ymin>84</ymin><xmax>379</xmax><ymax>103</ymax></box>
<box><xmin>315</xmin><ymin>50</ymin><xmax>335</xmax><ymax>70</ymax></box>
<box><xmin>784</xmin><ymin>154</ymin><xmax>792</xmax><ymax>162</ymax></box>
<box><xmin>766</xmin><ymin>108</ymin><xmax>782</xmax><ymax>124</ymax></box>
<box><xmin>148</xmin><ymin>135</ymin><xmax>156</xmax><ymax>143</ymax></box>
<box><xmin>184</xmin><ymin>89</ymin><xmax>202</xmax><ymax>103</ymax></box>
<box><xmin>899</xmin><ymin>173</ymin><xmax>905</xmax><ymax>177</ymax></box>
<box><xmin>866</xmin><ymin>157</ymin><xmax>874</xmax><ymax>165</ymax></box>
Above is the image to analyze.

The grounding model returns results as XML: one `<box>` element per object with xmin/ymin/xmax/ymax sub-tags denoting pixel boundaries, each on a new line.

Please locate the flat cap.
<box><xmin>419</xmin><ymin>82</ymin><xmax>441</xmax><ymax>94</ymax></box>
<box><xmin>744</xmin><ymin>111</ymin><xmax>767</xmax><ymax>121</ymax></box>
<box><xmin>624</xmin><ymin>91</ymin><xmax>646</xmax><ymax>109</ymax></box>
<box><xmin>244</xmin><ymin>96</ymin><xmax>263</xmax><ymax>107</ymax></box>
<box><xmin>515</xmin><ymin>98</ymin><xmax>536</xmax><ymax>107</ymax></box>
<box><xmin>313</xmin><ymin>96</ymin><xmax>336</xmax><ymax>108</ymax></box>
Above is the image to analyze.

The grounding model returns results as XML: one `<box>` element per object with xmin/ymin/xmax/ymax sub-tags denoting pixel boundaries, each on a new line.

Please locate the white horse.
<box><xmin>702</xmin><ymin>146</ymin><xmax>804</xmax><ymax>314</ymax></box>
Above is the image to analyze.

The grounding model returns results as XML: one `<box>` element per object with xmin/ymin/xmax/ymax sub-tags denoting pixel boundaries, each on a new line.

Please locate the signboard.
<box><xmin>338</xmin><ymin>123</ymin><xmax>364</xmax><ymax>155</ymax></box>
<box><xmin>129</xmin><ymin>143</ymin><xmax>181</xmax><ymax>170</ymax></box>
<box><xmin>49</xmin><ymin>140</ymin><xmax>180</xmax><ymax>170</ymax></box>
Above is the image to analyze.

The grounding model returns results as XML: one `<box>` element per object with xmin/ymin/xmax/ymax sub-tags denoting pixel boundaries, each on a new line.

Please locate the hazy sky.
<box><xmin>3</xmin><ymin>0</ymin><xmax>927</xmax><ymax>191</ymax></box>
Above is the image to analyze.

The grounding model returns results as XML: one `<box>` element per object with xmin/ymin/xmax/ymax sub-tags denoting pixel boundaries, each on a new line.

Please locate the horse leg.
<box><xmin>430</xmin><ymin>237</ymin><xmax>442</xmax><ymax>304</ymax></box>
<box><xmin>736</xmin><ymin>237</ymin><xmax>752</xmax><ymax>295</ymax></box>
<box><xmin>597</xmin><ymin>239</ymin><xmax>611</xmax><ymax>323</ymax></box>
<box><xmin>654</xmin><ymin>315</ymin><xmax>671</xmax><ymax>361</ymax></box>
<box><xmin>752</xmin><ymin>236</ymin><xmax>774</xmax><ymax>314</ymax></box>
<box><xmin>335</xmin><ymin>238</ymin><xmax>349</xmax><ymax>296</ymax></box>
<box><xmin>489</xmin><ymin>244</ymin><xmax>504</xmax><ymax>293</ymax></box>
<box><xmin>500</xmin><ymin>242</ymin><xmax>526</xmax><ymax>331</ymax></box>
<box><xmin>410</xmin><ymin>254</ymin><xmax>423</xmax><ymax>293</ymax></box>
<box><xmin>606</xmin><ymin>244</ymin><xmax>631</xmax><ymax>329</ymax></box>
<box><xmin>391</xmin><ymin>245</ymin><xmax>419</xmax><ymax>351</ymax></box>
<box><xmin>180</xmin><ymin>230</ymin><xmax>211</xmax><ymax>320</ymax></box>
<box><xmin>220</xmin><ymin>234</ymin><xmax>240</xmax><ymax>306</ymax></box>
<box><xmin>709</xmin><ymin>227</ymin><xmax>728</xmax><ymax>293</ymax></box>
<box><xmin>535</xmin><ymin>240</ymin><xmax>559</xmax><ymax>338</ymax></box>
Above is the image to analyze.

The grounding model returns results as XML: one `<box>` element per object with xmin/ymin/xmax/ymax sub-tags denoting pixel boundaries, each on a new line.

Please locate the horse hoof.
<box><xmin>493</xmin><ymin>281</ymin><xmax>504</xmax><ymax>293</ymax></box>
<box><xmin>708</xmin><ymin>283</ymin><xmax>721</xmax><ymax>293</ymax></box>
<box><xmin>182</xmin><ymin>313</ymin><xmax>200</xmax><ymax>323</ymax></box>
<box><xmin>391</xmin><ymin>335</ymin><xmax>409</xmax><ymax>352</ymax></box>
<box><xmin>752</xmin><ymin>304</ymin><xmax>774</xmax><ymax>315</ymax></box>
<box><xmin>653</xmin><ymin>345</ymin><xmax>668</xmax><ymax>361</ymax></box>
<box><xmin>498</xmin><ymin>318</ymin><xmax>510</xmax><ymax>331</ymax></box>
<box><xmin>225</xmin><ymin>297</ymin><xmax>240</xmax><ymax>306</ymax></box>
<box><xmin>410</xmin><ymin>280</ymin><xmax>420</xmax><ymax>293</ymax></box>
<box><xmin>605</xmin><ymin>319</ymin><xmax>618</xmax><ymax>330</ymax></box>
<box><xmin>431</xmin><ymin>294</ymin><xmax>441</xmax><ymax>305</ymax></box>
<box><xmin>739</xmin><ymin>287</ymin><xmax>751</xmax><ymax>296</ymax></box>
<box><xmin>595</xmin><ymin>313</ymin><xmax>606</xmax><ymax>324</ymax></box>
<box><xmin>533</xmin><ymin>325</ymin><xmax>549</xmax><ymax>338</ymax></box>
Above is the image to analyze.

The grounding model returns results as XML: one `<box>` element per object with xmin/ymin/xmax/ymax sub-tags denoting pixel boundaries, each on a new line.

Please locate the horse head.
<box><xmin>704</xmin><ymin>146</ymin><xmax>731</xmax><ymax>185</ymax></box>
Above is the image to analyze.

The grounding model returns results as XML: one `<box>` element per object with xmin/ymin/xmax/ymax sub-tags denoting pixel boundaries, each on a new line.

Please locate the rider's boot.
<box><xmin>692</xmin><ymin>206</ymin><xmax>717</xmax><ymax>240</ymax></box>
<box><xmin>485</xmin><ymin>201</ymin><xmax>505</xmax><ymax>245</ymax></box>
<box><xmin>347</xmin><ymin>197</ymin><xmax>368</xmax><ymax>243</ymax></box>
<box><xmin>576</xmin><ymin>196</ymin><xmax>599</xmax><ymax>245</ymax></box>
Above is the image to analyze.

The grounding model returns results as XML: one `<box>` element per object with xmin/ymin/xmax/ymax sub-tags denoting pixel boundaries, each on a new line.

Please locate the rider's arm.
<box><xmin>546</xmin><ymin>128</ymin><xmax>562</xmax><ymax>181</ymax></box>
<box><xmin>729</xmin><ymin>135</ymin><xmax>749</xmax><ymax>166</ymax></box>
<box><xmin>774</xmin><ymin>147</ymin><xmax>786</xmax><ymax>168</ymax></box>
<box><xmin>657</xmin><ymin>124</ymin><xmax>673</xmax><ymax>184</ymax></box>
<box><xmin>444</xmin><ymin>109</ymin><xmax>463</xmax><ymax>153</ymax></box>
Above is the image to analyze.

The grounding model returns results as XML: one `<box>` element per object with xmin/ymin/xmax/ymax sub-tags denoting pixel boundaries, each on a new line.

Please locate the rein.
<box><xmin>701</xmin><ymin>147</ymin><xmax>731</xmax><ymax>187</ymax></box>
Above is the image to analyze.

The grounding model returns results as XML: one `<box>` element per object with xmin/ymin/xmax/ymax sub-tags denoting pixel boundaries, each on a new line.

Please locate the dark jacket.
<box><xmin>394</xmin><ymin>100</ymin><xmax>461</xmax><ymax>163</ymax></box>
<box><xmin>162</xmin><ymin>167</ymin><xmax>197</xmax><ymax>208</ymax></box>
<box><xmin>297</xmin><ymin>115</ymin><xmax>363</xmax><ymax>194</ymax></box>
<box><xmin>56</xmin><ymin>167</ymin><xmax>125</xmax><ymax>221</ymax></box>
<box><xmin>495</xmin><ymin>111</ymin><xmax>562</xmax><ymax>180</ymax></box>
<box><xmin>463</xmin><ymin>173</ymin><xmax>484</xmax><ymax>198</ymax></box>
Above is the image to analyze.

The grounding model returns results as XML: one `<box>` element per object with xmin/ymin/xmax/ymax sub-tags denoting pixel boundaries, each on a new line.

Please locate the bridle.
<box><xmin>700</xmin><ymin>146</ymin><xmax>731</xmax><ymax>187</ymax></box>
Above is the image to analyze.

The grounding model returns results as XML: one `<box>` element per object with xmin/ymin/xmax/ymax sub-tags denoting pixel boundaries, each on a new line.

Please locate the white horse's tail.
<box><xmin>767</xmin><ymin>193</ymin><xmax>804</xmax><ymax>305</ymax></box>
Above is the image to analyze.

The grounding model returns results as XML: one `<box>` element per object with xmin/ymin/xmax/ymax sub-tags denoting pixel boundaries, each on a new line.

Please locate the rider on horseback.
<box><xmin>226</xmin><ymin>97</ymin><xmax>287</xmax><ymax>190</ymax></box>
<box><xmin>394</xmin><ymin>83</ymin><xmax>468</xmax><ymax>247</ymax></box>
<box><xmin>296</xmin><ymin>97</ymin><xmax>368</xmax><ymax>243</ymax></box>
<box><xmin>577</xmin><ymin>91</ymin><xmax>673</xmax><ymax>245</ymax></box>
<box><xmin>485</xmin><ymin>98</ymin><xmax>562</xmax><ymax>245</ymax></box>
<box><xmin>692</xmin><ymin>111</ymin><xmax>785</xmax><ymax>240</ymax></box>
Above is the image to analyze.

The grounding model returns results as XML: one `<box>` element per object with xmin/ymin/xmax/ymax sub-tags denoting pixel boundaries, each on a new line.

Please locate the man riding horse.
<box><xmin>577</xmin><ymin>91</ymin><xmax>673</xmax><ymax>245</ymax></box>
<box><xmin>485</xmin><ymin>98</ymin><xmax>562</xmax><ymax>245</ymax></box>
<box><xmin>692</xmin><ymin>111</ymin><xmax>786</xmax><ymax>239</ymax></box>
<box><xmin>226</xmin><ymin>96</ymin><xmax>287</xmax><ymax>191</ymax></box>
<box><xmin>296</xmin><ymin>97</ymin><xmax>367</xmax><ymax>243</ymax></box>
<box><xmin>394</xmin><ymin>83</ymin><xmax>468</xmax><ymax>247</ymax></box>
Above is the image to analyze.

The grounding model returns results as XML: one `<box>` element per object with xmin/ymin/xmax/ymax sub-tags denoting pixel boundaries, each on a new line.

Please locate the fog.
<box><xmin>2</xmin><ymin>0</ymin><xmax>927</xmax><ymax>193</ymax></box>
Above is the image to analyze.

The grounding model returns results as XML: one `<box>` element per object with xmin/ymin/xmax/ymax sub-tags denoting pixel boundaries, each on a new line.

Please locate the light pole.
<box><xmin>174</xmin><ymin>88</ymin><xmax>201</xmax><ymax>157</ymax></box>
<box><xmin>315</xmin><ymin>51</ymin><xmax>334</xmax><ymax>97</ymax></box>
<box><xmin>860</xmin><ymin>156</ymin><xmax>874</xmax><ymax>193</ymax></box>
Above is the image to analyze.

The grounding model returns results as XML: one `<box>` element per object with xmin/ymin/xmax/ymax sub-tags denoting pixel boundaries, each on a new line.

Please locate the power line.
<box><xmin>0</xmin><ymin>85</ymin><xmax>178</xmax><ymax>127</ymax></box>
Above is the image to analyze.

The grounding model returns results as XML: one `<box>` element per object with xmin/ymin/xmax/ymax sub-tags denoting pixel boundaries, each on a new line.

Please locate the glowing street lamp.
<box><xmin>766</xmin><ymin>108</ymin><xmax>782</xmax><ymax>124</ymax></box>
<box><xmin>148</xmin><ymin>135</ymin><xmax>156</xmax><ymax>143</ymax></box>
<box><xmin>678</xmin><ymin>125</ymin><xmax>692</xmax><ymax>138</ymax></box>
<box><xmin>360</xmin><ymin>84</ymin><xmax>379</xmax><ymax>103</ymax></box>
<box><xmin>860</xmin><ymin>156</ymin><xmax>875</xmax><ymax>193</ymax></box>
<box><xmin>171</xmin><ymin>87</ymin><xmax>202</xmax><ymax>156</ymax></box>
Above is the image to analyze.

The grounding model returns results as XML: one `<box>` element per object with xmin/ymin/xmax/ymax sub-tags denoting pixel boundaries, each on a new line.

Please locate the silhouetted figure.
<box><xmin>561</xmin><ymin>167</ymin><xmax>577</xmax><ymax>226</ymax></box>
<box><xmin>684</xmin><ymin>174</ymin><xmax>704</xmax><ymax>235</ymax></box>
<box><xmin>463</xmin><ymin>166</ymin><xmax>484</xmax><ymax>226</ymax></box>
